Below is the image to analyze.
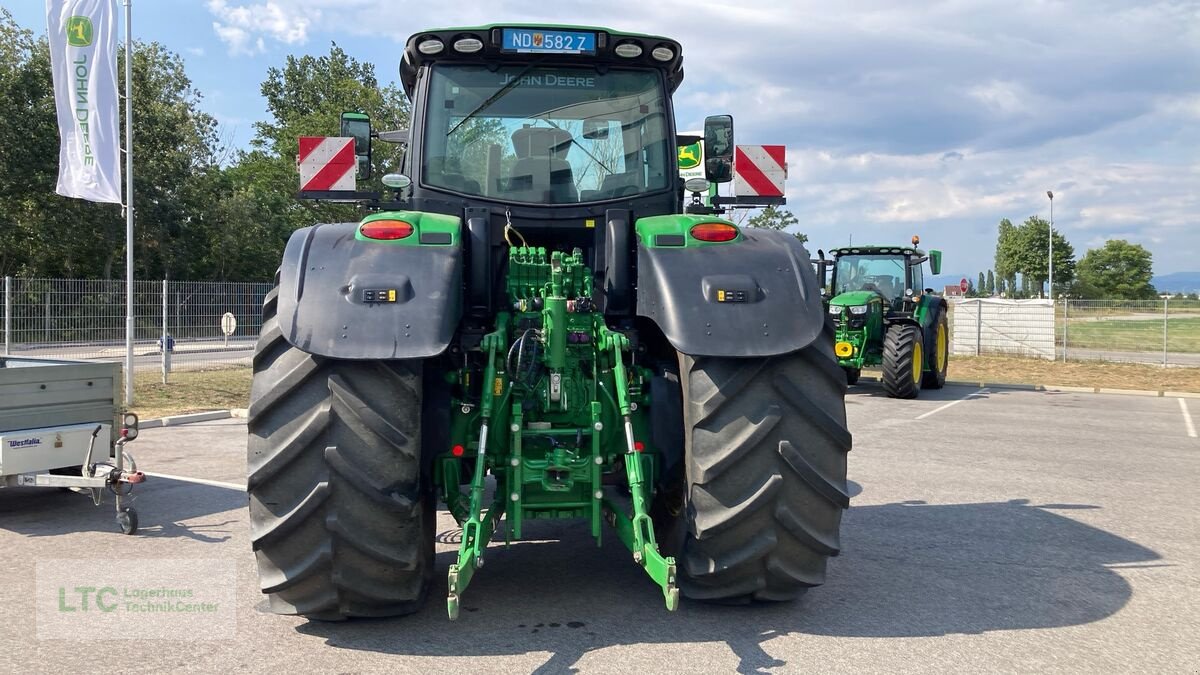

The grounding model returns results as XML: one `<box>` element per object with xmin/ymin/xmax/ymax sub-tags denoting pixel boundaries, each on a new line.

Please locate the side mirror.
<box><xmin>582</xmin><ymin>119</ymin><xmax>609</xmax><ymax>140</ymax></box>
<box><xmin>928</xmin><ymin>249</ymin><xmax>942</xmax><ymax>275</ymax></box>
<box><xmin>340</xmin><ymin>111</ymin><xmax>372</xmax><ymax>180</ymax></box>
<box><xmin>703</xmin><ymin>114</ymin><xmax>734</xmax><ymax>183</ymax></box>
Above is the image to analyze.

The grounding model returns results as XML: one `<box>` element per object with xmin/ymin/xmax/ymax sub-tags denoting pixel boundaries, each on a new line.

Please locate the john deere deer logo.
<box><xmin>67</xmin><ymin>16</ymin><xmax>93</xmax><ymax>47</ymax></box>
<box><xmin>677</xmin><ymin>142</ymin><xmax>702</xmax><ymax>170</ymax></box>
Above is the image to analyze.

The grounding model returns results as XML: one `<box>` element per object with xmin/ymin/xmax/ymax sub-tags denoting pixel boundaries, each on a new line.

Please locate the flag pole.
<box><xmin>123</xmin><ymin>0</ymin><xmax>134</xmax><ymax>406</ymax></box>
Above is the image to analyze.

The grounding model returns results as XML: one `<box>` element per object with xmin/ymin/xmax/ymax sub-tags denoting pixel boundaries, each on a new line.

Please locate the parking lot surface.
<box><xmin>2</xmin><ymin>383</ymin><xmax>1197</xmax><ymax>673</ymax></box>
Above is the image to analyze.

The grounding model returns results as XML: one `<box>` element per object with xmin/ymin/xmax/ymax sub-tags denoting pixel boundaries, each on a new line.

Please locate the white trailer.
<box><xmin>0</xmin><ymin>357</ymin><xmax>144</xmax><ymax>533</ymax></box>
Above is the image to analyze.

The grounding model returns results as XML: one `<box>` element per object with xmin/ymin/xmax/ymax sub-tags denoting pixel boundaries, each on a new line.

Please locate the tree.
<box><xmin>0</xmin><ymin>10</ymin><xmax>224</xmax><ymax>279</ymax></box>
<box><xmin>745</xmin><ymin>205</ymin><xmax>807</xmax><ymax>243</ymax></box>
<box><xmin>997</xmin><ymin>276</ymin><xmax>1007</xmax><ymax>297</ymax></box>
<box><xmin>994</xmin><ymin>218</ymin><xmax>1017</xmax><ymax>282</ymax></box>
<box><xmin>986</xmin><ymin>270</ymin><xmax>995</xmax><ymax>296</ymax></box>
<box><xmin>1075</xmin><ymin>240</ymin><xmax>1157</xmax><ymax>299</ymax></box>
<box><xmin>247</xmin><ymin>43</ymin><xmax>410</xmax><ymax>222</ymax></box>
<box><xmin>993</xmin><ymin>215</ymin><xmax>1075</xmax><ymax>298</ymax></box>
<box><xmin>978</xmin><ymin>272</ymin><xmax>986</xmax><ymax>296</ymax></box>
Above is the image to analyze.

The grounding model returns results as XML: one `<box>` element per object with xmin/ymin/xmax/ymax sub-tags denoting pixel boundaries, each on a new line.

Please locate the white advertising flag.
<box><xmin>46</xmin><ymin>0</ymin><xmax>122</xmax><ymax>204</ymax></box>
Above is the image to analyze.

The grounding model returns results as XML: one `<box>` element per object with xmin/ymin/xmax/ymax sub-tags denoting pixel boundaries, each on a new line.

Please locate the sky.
<box><xmin>12</xmin><ymin>0</ymin><xmax>1200</xmax><ymax>277</ymax></box>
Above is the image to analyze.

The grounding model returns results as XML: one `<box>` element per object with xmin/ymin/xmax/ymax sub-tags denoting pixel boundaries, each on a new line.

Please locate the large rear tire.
<box><xmin>247</xmin><ymin>286</ymin><xmax>434</xmax><ymax>620</ymax></box>
<box><xmin>922</xmin><ymin>310</ymin><xmax>949</xmax><ymax>390</ymax></box>
<box><xmin>669</xmin><ymin>325</ymin><xmax>852</xmax><ymax>603</ymax></box>
<box><xmin>881</xmin><ymin>323</ymin><xmax>923</xmax><ymax>399</ymax></box>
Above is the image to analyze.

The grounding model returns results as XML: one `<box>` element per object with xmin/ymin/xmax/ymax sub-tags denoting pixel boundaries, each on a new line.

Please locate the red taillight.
<box><xmin>634</xmin><ymin>440</ymin><xmax>645</xmax><ymax>452</ymax></box>
<box><xmin>451</xmin><ymin>444</ymin><xmax>465</xmax><ymax>457</ymax></box>
<box><xmin>360</xmin><ymin>219</ymin><xmax>414</xmax><ymax>240</ymax></box>
<box><xmin>690</xmin><ymin>222</ymin><xmax>739</xmax><ymax>242</ymax></box>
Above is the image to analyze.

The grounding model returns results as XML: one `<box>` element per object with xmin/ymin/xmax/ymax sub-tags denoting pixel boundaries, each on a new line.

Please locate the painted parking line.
<box><xmin>915</xmin><ymin>388</ymin><xmax>990</xmax><ymax>420</ymax></box>
<box><xmin>143</xmin><ymin>471</ymin><xmax>246</xmax><ymax>491</ymax></box>
<box><xmin>1181</xmin><ymin>398</ymin><xmax>1198</xmax><ymax>439</ymax></box>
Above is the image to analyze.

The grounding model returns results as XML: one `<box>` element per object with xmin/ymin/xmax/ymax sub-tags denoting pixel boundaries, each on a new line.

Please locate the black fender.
<box><xmin>921</xmin><ymin>297</ymin><xmax>949</xmax><ymax>365</ymax></box>
<box><xmin>636</xmin><ymin>229</ymin><xmax>826</xmax><ymax>358</ymax></box>
<box><xmin>276</xmin><ymin>222</ymin><xmax>462</xmax><ymax>359</ymax></box>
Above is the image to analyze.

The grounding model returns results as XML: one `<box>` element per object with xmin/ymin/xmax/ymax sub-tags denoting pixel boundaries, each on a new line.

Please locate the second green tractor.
<box><xmin>823</xmin><ymin>238</ymin><xmax>949</xmax><ymax>398</ymax></box>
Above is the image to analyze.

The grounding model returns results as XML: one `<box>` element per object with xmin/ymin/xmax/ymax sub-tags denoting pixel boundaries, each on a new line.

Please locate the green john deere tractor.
<box><xmin>823</xmin><ymin>237</ymin><xmax>949</xmax><ymax>398</ymax></box>
<box><xmin>247</xmin><ymin>25</ymin><xmax>850</xmax><ymax>621</ymax></box>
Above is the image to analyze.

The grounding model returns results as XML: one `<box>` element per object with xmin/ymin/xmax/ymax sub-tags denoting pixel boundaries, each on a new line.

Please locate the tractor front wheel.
<box><xmin>668</xmin><ymin>324</ymin><xmax>852</xmax><ymax>603</ymax></box>
<box><xmin>247</xmin><ymin>286</ymin><xmax>434</xmax><ymax>620</ymax></box>
<box><xmin>882</xmin><ymin>323</ymin><xmax>923</xmax><ymax>399</ymax></box>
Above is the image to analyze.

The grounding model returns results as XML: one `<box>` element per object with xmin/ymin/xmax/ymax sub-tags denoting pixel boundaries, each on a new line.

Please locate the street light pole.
<box><xmin>1046</xmin><ymin>190</ymin><xmax>1054</xmax><ymax>299</ymax></box>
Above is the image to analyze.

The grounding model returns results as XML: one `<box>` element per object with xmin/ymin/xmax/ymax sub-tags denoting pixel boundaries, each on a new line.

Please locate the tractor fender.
<box><xmin>921</xmin><ymin>297</ymin><xmax>949</xmax><ymax>361</ymax></box>
<box><xmin>636</xmin><ymin>228</ymin><xmax>825</xmax><ymax>358</ymax></box>
<box><xmin>276</xmin><ymin>222</ymin><xmax>462</xmax><ymax>359</ymax></box>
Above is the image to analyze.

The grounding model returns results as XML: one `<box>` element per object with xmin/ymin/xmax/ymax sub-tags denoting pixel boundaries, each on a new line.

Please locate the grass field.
<box><xmin>944</xmin><ymin>355</ymin><xmax>1200</xmax><ymax>392</ymax></box>
<box><xmin>131</xmin><ymin>368</ymin><xmax>251</xmax><ymax>420</ymax></box>
<box><xmin>1064</xmin><ymin>316</ymin><xmax>1200</xmax><ymax>353</ymax></box>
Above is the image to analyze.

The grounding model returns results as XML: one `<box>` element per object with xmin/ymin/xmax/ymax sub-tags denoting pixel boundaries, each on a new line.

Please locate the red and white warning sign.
<box><xmin>298</xmin><ymin>137</ymin><xmax>356</xmax><ymax>191</ymax></box>
<box><xmin>733</xmin><ymin>145</ymin><xmax>787</xmax><ymax>198</ymax></box>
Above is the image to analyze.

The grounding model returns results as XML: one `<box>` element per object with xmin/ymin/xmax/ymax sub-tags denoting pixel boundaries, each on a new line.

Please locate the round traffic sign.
<box><xmin>960</xmin><ymin>278</ymin><xmax>969</xmax><ymax>293</ymax></box>
<box><xmin>220</xmin><ymin>312</ymin><xmax>237</xmax><ymax>336</ymax></box>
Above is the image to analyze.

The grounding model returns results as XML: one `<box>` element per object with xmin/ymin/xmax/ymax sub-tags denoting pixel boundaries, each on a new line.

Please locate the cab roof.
<box><xmin>831</xmin><ymin>245</ymin><xmax>926</xmax><ymax>257</ymax></box>
<box><xmin>399</xmin><ymin>24</ymin><xmax>685</xmax><ymax>97</ymax></box>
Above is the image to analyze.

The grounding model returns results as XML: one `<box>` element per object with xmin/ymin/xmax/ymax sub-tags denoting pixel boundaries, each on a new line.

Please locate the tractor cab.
<box><xmin>335</xmin><ymin>26</ymin><xmax>735</xmax><ymax>225</ymax></box>
<box><xmin>828</xmin><ymin>244</ymin><xmax>940</xmax><ymax>311</ymax></box>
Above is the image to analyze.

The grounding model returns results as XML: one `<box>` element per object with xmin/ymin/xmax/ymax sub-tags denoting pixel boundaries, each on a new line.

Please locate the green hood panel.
<box><xmin>829</xmin><ymin>290</ymin><xmax>880</xmax><ymax>307</ymax></box>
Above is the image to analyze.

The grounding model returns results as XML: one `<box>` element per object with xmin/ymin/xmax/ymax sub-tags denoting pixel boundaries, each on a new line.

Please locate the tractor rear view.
<box><xmin>247</xmin><ymin>25</ymin><xmax>851</xmax><ymax>620</ymax></box>
<box><xmin>824</xmin><ymin>238</ymin><xmax>949</xmax><ymax>398</ymax></box>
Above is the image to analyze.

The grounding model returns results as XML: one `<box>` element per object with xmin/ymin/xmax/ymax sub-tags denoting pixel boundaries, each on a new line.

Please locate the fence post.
<box><xmin>1062</xmin><ymin>298</ymin><xmax>1068</xmax><ymax>362</ymax></box>
<box><xmin>3</xmin><ymin>276</ymin><xmax>10</xmax><ymax>356</ymax></box>
<box><xmin>1163</xmin><ymin>296</ymin><xmax>1168</xmax><ymax>368</ymax></box>
<box><xmin>161</xmin><ymin>279</ymin><xmax>170</xmax><ymax>384</ymax></box>
<box><xmin>975</xmin><ymin>299</ymin><xmax>982</xmax><ymax>356</ymax></box>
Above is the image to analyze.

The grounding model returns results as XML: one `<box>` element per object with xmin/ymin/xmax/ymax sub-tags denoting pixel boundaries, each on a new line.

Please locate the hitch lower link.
<box><xmin>446</xmin><ymin>326</ymin><xmax>678</xmax><ymax>619</ymax></box>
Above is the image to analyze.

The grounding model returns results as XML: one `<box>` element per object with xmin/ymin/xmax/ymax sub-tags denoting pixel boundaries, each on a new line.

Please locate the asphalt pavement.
<box><xmin>1</xmin><ymin>384</ymin><xmax>1197</xmax><ymax>673</ymax></box>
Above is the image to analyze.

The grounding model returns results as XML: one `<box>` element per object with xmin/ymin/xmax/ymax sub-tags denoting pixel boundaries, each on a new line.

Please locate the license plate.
<box><xmin>502</xmin><ymin>29</ymin><xmax>596</xmax><ymax>55</ymax></box>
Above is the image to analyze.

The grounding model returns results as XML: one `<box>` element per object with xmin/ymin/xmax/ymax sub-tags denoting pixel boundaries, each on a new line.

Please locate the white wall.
<box><xmin>952</xmin><ymin>299</ymin><xmax>1055</xmax><ymax>360</ymax></box>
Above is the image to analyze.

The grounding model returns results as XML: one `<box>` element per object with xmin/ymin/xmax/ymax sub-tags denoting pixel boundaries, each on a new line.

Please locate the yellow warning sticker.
<box><xmin>584</xmin><ymin>219</ymin><xmax>596</xmax><ymax>228</ymax></box>
<box><xmin>493</xmin><ymin>378</ymin><xmax>504</xmax><ymax>395</ymax></box>
<box><xmin>388</xmin><ymin>289</ymin><xmax>396</xmax><ymax>302</ymax></box>
<box><xmin>717</xmin><ymin>290</ymin><xmax>726</xmax><ymax>302</ymax></box>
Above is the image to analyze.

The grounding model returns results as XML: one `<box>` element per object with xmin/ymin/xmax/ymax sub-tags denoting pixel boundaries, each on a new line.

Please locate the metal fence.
<box><xmin>951</xmin><ymin>297</ymin><xmax>1200</xmax><ymax>367</ymax></box>
<box><xmin>5</xmin><ymin>278</ymin><xmax>1197</xmax><ymax>374</ymax></box>
<box><xmin>2</xmin><ymin>277</ymin><xmax>270</xmax><ymax>374</ymax></box>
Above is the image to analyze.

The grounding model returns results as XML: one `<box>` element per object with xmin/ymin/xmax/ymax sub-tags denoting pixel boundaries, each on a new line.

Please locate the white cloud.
<box><xmin>208</xmin><ymin>0</ymin><xmax>313</xmax><ymax>55</ymax></box>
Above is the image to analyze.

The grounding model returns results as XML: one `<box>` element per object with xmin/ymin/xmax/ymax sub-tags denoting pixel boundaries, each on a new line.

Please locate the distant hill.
<box><xmin>1152</xmin><ymin>272</ymin><xmax>1200</xmax><ymax>294</ymax></box>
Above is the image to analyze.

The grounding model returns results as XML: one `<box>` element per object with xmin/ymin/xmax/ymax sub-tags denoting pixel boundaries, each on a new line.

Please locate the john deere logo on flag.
<box><xmin>67</xmin><ymin>16</ymin><xmax>93</xmax><ymax>47</ymax></box>
<box><xmin>677</xmin><ymin>142</ymin><xmax>702</xmax><ymax>170</ymax></box>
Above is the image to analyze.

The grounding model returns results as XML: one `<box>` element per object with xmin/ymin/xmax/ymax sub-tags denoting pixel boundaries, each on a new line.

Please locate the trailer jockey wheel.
<box><xmin>117</xmin><ymin>507</ymin><xmax>138</xmax><ymax>535</ymax></box>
